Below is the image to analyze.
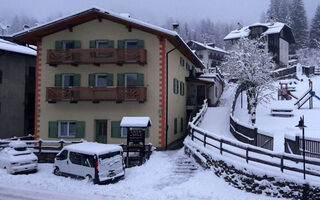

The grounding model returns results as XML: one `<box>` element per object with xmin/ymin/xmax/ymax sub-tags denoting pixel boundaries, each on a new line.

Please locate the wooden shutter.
<box><xmin>137</xmin><ymin>40</ymin><xmax>144</xmax><ymax>48</ymax></box>
<box><xmin>145</xmin><ymin>127</ymin><xmax>149</xmax><ymax>138</ymax></box>
<box><xmin>118</xmin><ymin>40</ymin><xmax>125</xmax><ymax>49</ymax></box>
<box><xmin>111</xmin><ymin>121</ymin><xmax>121</xmax><ymax>138</ymax></box>
<box><xmin>174</xmin><ymin>118</ymin><xmax>177</xmax><ymax>134</ymax></box>
<box><xmin>108</xmin><ymin>40</ymin><xmax>114</xmax><ymax>48</ymax></box>
<box><xmin>107</xmin><ymin>74</ymin><xmax>113</xmax><ymax>86</ymax></box>
<box><xmin>48</xmin><ymin>121</ymin><xmax>58</xmax><ymax>138</ymax></box>
<box><xmin>180</xmin><ymin>82</ymin><xmax>184</xmax><ymax>96</ymax></box>
<box><xmin>75</xmin><ymin>121</ymin><xmax>85</xmax><ymax>138</ymax></box>
<box><xmin>55</xmin><ymin>41</ymin><xmax>62</xmax><ymax>50</ymax></box>
<box><xmin>74</xmin><ymin>74</ymin><xmax>81</xmax><ymax>86</ymax></box>
<box><xmin>137</xmin><ymin>73</ymin><xmax>144</xmax><ymax>86</ymax></box>
<box><xmin>55</xmin><ymin>74</ymin><xmax>62</xmax><ymax>87</ymax></box>
<box><xmin>117</xmin><ymin>73</ymin><xmax>124</xmax><ymax>86</ymax></box>
<box><xmin>89</xmin><ymin>74</ymin><xmax>95</xmax><ymax>86</ymax></box>
<box><xmin>173</xmin><ymin>79</ymin><xmax>176</xmax><ymax>94</ymax></box>
<box><xmin>89</xmin><ymin>40</ymin><xmax>96</xmax><ymax>48</ymax></box>
<box><xmin>74</xmin><ymin>40</ymin><xmax>81</xmax><ymax>49</ymax></box>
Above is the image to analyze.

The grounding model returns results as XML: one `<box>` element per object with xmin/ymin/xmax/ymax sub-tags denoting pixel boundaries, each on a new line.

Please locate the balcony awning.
<box><xmin>120</xmin><ymin>117</ymin><xmax>152</xmax><ymax>128</ymax></box>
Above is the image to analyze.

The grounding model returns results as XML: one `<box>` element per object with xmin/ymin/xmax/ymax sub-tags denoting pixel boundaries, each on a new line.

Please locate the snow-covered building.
<box><xmin>187</xmin><ymin>40</ymin><xmax>228</xmax><ymax>69</ymax></box>
<box><xmin>13</xmin><ymin>7</ymin><xmax>204</xmax><ymax>149</ymax></box>
<box><xmin>224</xmin><ymin>22</ymin><xmax>295</xmax><ymax>67</ymax></box>
<box><xmin>0</xmin><ymin>38</ymin><xmax>36</xmax><ymax>138</ymax></box>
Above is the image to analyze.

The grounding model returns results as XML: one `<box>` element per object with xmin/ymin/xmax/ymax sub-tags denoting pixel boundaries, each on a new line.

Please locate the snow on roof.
<box><xmin>224</xmin><ymin>22</ymin><xmax>286</xmax><ymax>41</ymax></box>
<box><xmin>120</xmin><ymin>117</ymin><xmax>152</xmax><ymax>128</ymax></box>
<box><xmin>64</xmin><ymin>142</ymin><xmax>122</xmax><ymax>155</ymax></box>
<box><xmin>0</xmin><ymin>39</ymin><xmax>36</xmax><ymax>56</ymax></box>
<box><xmin>189</xmin><ymin>40</ymin><xmax>228</xmax><ymax>54</ymax></box>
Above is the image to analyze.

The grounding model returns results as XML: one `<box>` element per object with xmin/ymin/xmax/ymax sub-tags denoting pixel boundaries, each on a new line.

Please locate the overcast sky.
<box><xmin>1</xmin><ymin>0</ymin><xmax>320</xmax><ymax>26</ymax></box>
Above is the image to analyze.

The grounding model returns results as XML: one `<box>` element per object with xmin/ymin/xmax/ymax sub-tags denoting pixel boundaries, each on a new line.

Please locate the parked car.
<box><xmin>53</xmin><ymin>142</ymin><xmax>125</xmax><ymax>184</ymax></box>
<box><xmin>0</xmin><ymin>141</ymin><xmax>38</xmax><ymax>174</ymax></box>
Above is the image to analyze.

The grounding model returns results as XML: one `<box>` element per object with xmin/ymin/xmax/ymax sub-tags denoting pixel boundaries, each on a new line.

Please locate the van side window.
<box><xmin>69</xmin><ymin>152</ymin><xmax>95</xmax><ymax>167</ymax></box>
<box><xmin>59</xmin><ymin>150</ymin><xmax>68</xmax><ymax>160</ymax></box>
<box><xmin>99</xmin><ymin>151</ymin><xmax>121</xmax><ymax>160</ymax></box>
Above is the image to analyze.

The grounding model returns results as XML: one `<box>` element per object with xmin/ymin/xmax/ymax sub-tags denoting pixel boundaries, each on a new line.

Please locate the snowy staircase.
<box><xmin>315</xmin><ymin>67</ymin><xmax>320</xmax><ymax>75</ymax></box>
<box><xmin>154</xmin><ymin>152</ymin><xmax>199</xmax><ymax>189</ymax></box>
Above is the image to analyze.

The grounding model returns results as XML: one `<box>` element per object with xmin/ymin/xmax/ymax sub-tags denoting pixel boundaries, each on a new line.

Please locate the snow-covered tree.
<box><xmin>267</xmin><ymin>0</ymin><xmax>281</xmax><ymax>21</ymax></box>
<box><xmin>297</xmin><ymin>48</ymin><xmax>320</xmax><ymax>67</ymax></box>
<box><xmin>278</xmin><ymin>0</ymin><xmax>291</xmax><ymax>24</ymax></box>
<box><xmin>221</xmin><ymin>38</ymin><xmax>275</xmax><ymax>125</ymax></box>
<box><xmin>289</xmin><ymin>0</ymin><xmax>309</xmax><ymax>50</ymax></box>
<box><xmin>309</xmin><ymin>5</ymin><xmax>320</xmax><ymax>48</ymax></box>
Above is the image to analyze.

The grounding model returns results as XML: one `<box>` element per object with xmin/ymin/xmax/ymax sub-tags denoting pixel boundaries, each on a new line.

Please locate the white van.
<box><xmin>53</xmin><ymin>142</ymin><xmax>125</xmax><ymax>184</ymax></box>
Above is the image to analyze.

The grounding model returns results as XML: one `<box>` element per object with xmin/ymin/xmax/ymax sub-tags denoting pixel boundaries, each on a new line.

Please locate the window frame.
<box><xmin>125</xmin><ymin>73</ymin><xmax>138</xmax><ymax>87</ymax></box>
<box><xmin>95</xmin><ymin>40</ymin><xmax>109</xmax><ymax>49</ymax></box>
<box><xmin>95</xmin><ymin>73</ymin><xmax>108</xmax><ymax>87</ymax></box>
<box><xmin>62</xmin><ymin>40</ymin><xmax>75</xmax><ymax>50</ymax></box>
<box><xmin>125</xmin><ymin>40</ymin><xmax>138</xmax><ymax>49</ymax></box>
<box><xmin>62</xmin><ymin>74</ymin><xmax>75</xmax><ymax>87</ymax></box>
<box><xmin>58</xmin><ymin>121</ymin><xmax>76</xmax><ymax>138</ymax></box>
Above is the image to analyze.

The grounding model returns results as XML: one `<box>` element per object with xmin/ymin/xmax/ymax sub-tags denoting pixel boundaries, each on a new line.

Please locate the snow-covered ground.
<box><xmin>199</xmin><ymin>84</ymin><xmax>236</xmax><ymax>139</ymax></box>
<box><xmin>0</xmin><ymin>149</ymin><xmax>277</xmax><ymax>200</ymax></box>
<box><xmin>234</xmin><ymin>75</ymin><xmax>320</xmax><ymax>152</ymax></box>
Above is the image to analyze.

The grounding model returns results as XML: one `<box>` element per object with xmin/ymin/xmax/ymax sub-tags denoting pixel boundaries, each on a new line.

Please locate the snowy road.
<box><xmin>199</xmin><ymin>84</ymin><xmax>236</xmax><ymax>139</ymax></box>
<box><xmin>0</xmin><ymin>149</ymin><xmax>275</xmax><ymax>200</ymax></box>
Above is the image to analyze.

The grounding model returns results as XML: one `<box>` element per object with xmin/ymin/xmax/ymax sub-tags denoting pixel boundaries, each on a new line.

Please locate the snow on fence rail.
<box><xmin>230</xmin><ymin>85</ymin><xmax>274</xmax><ymax>150</ymax></box>
<box><xmin>272</xmin><ymin>65</ymin><xmax>297</xmax><ymax>79</ymax></box>
<box><xmin>188</xmin><ymin>101</ymin><xmax>320</xmax><ymax>178</ymax></box>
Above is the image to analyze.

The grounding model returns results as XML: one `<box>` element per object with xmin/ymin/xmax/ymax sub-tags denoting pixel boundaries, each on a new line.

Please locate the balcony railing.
<box><xmin>47</xmin><ymin>49</ymin><xmax>147</xmax><ymax>66</ymax></box>
<box><xmin>46</xmin><ymin>87</ymin><xmax>147</xmax><ymax>103</ymax></box>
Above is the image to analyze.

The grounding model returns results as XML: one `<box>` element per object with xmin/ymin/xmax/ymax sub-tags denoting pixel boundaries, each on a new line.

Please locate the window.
<box><xmin>99</xmin><ymin>151</ymin><xmax>121</xmax><ymax>160</ymax></box>
<box><xmin>59</xmin><ymin>121</ymin><xmax>76</xmax><ymax>137</ymax></box>
<box><xmin>180</xmin><ymin>57</ymin><xmax>185</xmax><ymax>66</ymax></box>
<box><xmin>58</xmin><ymin>150</ymin><xmax>68</xmax><ymax>160</ymax></box>
<box><xmin>62</xmin><ymin>74</ymin><xmax>74</xmax><ymax>87</ymax></box>
<box><xmin>180</xmin><ymin>82</ymin><xmax>185</xmax><ymax>96</ymax></box>
<box><xmin>63</xmin><ymin>41</ymin><xmax>75</xmax><ymax>50</ymax></box>
<box><xmin>96</xmin><ymin>40</ymin><xmax>109</xmax><ymax>49</ymax></box>
<box><xmin>96</xmin><ymin>74</ymin><xmax>108</xmax><ymax>87</ymax></box>
<box><xmin>173</xmin><ymin>78</ymin><xmax>179</xmax><ymax>94</ymax></box>
<box><xmin>125</xmin><ymin>74</ymin><xmax>138</xmax><ymax>86</ymax></box>
<box><xmin>125</xmin><ymin>40</ymin><xmax>138</xmax><ymax>49</ymax></box>
<box><xmin>180</xmin><ymin>118</ymin><xmax>183</xmax><ymax>132</ymax></box>
<box><xmin>174</xmin><ymin>118</ymin><xmax>178</xmax><ymax>134</ymax></box>
<box><xmin>69</xmin><ymin>152</ymin><xmax>94</xmax><ymax>167</ymax></box>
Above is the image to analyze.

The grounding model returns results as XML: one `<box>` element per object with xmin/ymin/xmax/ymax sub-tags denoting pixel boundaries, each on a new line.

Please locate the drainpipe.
<box><xmin>165</xmin><ymin>43</ymin><xmax>181</xmax><ymax>150</ymax></box>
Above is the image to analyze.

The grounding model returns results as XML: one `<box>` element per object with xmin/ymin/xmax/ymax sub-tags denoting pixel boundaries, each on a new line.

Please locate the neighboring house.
<box><xmin>186</xmin><ymin>40</ymin><xmax>226</xmax><ymax>109</ymax></box>
<box><xmin>187</xmin><ymin>40</ymin><xmax>228</xmax><ymax>70</ymax></box>
<box><xmin>0</xmin><ymin>38</ymin><xmax>36</xmax><ymax>138</ymax></box>
<box><xmin>14</xmin><ymin>7</ymin><xmax>204</xmax><ymax>148</ymax></box>
<box><xmin>224</xmin><ymin>22</ymin><xmax>295</xmax><ymax>67</ymax></box>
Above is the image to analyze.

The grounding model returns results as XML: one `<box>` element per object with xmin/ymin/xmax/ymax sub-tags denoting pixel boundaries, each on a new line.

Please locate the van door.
<box><xmin>98</xmin><ymin>151</ymin><xmax>123</xmax><ymax>180</ymax></box>
<box><xmin>55</xmin><ymin>150</ymin><xmax>69</xmax><ymax>174</ymax></box>
<box><xmin>68</xmin><ymin>152</ymin><xmax>95</xmax><ymax>178</ymax></box>
<box><xmin>95</xmin><ymin>120</ymin><xmax>107</xmax><ymax>144</ymax></box>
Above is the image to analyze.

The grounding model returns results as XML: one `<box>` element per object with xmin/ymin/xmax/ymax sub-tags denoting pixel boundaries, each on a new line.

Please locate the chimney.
<box><xmin>237</xmin><ymin>22</ymin><xmax>243</xmax><ymax>30</ymax></box>
<box><xmin>172</xmin><ymin>23</ymin><xmax>179</xmax><ymax>32</ymax></box>
<box><xmin>269</xmin><ymin>17</ymin><xmax>275</xmax><ymax>26</ymax></box>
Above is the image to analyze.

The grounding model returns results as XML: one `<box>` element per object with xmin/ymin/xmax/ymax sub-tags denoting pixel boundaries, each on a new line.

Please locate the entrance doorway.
<box><xmin>95</xmin><ymin>120</ymin><xmax>107</xmax><ymax>143</ymax></box>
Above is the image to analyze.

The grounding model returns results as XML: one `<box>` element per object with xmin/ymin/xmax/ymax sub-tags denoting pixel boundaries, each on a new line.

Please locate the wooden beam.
<box><xmin>98</xmin><ymin>16</ymin><xmax>102</xmax><ymax>22</ymax></box>
<box><xmin>68</xmin><ymin>26</ymin><xmax>73</xmax><ymax>32</ymax></box>
<box><xmin>126</xmin><ymin>25</ymin><xmax>132</xmax><ymax>32</ymax></box>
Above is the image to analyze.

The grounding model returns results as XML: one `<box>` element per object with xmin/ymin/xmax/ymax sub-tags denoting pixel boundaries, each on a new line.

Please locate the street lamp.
<box><xmin>295</xmin><ymin>116</ymin><xmax>307</xmax><ymax>180</ymax></box>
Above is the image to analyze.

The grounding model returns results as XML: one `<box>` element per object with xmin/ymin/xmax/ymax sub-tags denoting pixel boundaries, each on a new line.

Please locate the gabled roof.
<box><xmin>120</xmin><ymin>116</ymin><xmax>152</xmax><ymax>128</ymax></box>
<box><xmin>0</xmin><ymin>39</ymin><xmax>36</xmax><ymax>56</ymax></box>
<box><xmin>13</xmin><ymin>6</ymin><xmax>204</xmax><ymax>68</ymax></box>
<box><xmin>187</xmin><ymin>40</ymin><xmax>228</xmax><ymax>54</ymax></box>
<box><xmin>224</xmin><ymin>22</ymin><xmax>295</xmax><ymax>43</ymax></box>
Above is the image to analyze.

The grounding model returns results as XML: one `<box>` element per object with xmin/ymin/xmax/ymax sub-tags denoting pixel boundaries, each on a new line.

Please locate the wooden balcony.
<box><xmin>46</xmin><ymin>87</ymin><xmax>147</xmax><ymax>103</ymax></box>
<box><xmin>47</xmin><ymin>49</ymin><xmax>147</xmax><ymax>66</ymax></box>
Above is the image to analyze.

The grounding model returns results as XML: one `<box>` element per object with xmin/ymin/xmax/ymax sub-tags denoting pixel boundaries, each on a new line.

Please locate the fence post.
<box><xmin>204</xmin><ymin>134</ymin><xmax>207</xmax><ymax>147</ymax></box>
<box><xmin>220</xmin><ymin>139</ymin><xmax>223</xmax><ymax>155</ymax></box>
<box><xmin>280</xmin><ymin>156</ymin><xmax>284</xmax><ymax>172</ymax></box>
<box><xmin>246</xmin><ymin>148</ymin><xmax>249</xmax><ymax>163</ymax></box>
<box><xmin>38</xmin><ymin>140</ymin><xmax>42</xmax><ymax>154</ymax></box>
<box><xmin>191</xmin><ymin>129</ymin><xmax>194</xmax><ymax>141</ymax></box>
<box><xmin>59</xmin><ymin>140</ymin><xmax>64</xmax><ymax>150</ymax></box>
<box><xmin>254</xmin><ymin>128</ymin><xmax>258</xmax><ymax>146</ymax></box>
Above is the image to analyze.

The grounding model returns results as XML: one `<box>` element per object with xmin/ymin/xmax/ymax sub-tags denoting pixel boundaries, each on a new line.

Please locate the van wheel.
<box><xmin>85</xmin><ymin>175</ymin><xmax>93</xmax><ymax>183</ymax></box>
<box><xmin>53</xmin><ymin>167</ymin><xmax>61</xmax><ymax>176</ymax></box>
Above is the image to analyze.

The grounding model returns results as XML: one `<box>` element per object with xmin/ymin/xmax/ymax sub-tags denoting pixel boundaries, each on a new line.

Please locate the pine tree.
<box><xmin>267</xmin><ymin>0</ymin><xmax>281</xmax><ymax>21</ymax></box>
<box><xmin>289</xmin><ymin>0</ymin><xmax>309</xmax><ymax>50</ymax></box>
<box><xmin>278</xmin><ymin>0</ymin><xmax>290</xmax><ymax>24</ymax></box>
<box><xmin>309</xmin><ymin>5</ymin><xmax>320</xmax><ymax>48</ymax></box>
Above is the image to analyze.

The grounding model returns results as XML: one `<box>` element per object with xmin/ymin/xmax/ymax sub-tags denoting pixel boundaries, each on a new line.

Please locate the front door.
<box><xmin>197</xmin><ymin>85</ymin><xmax>206</xmax><ymax>106</ymax></box>
<box><xmin>95</xmin><ymin>120</ymin><xmax>108</xmax><ymax>143</ymax></box>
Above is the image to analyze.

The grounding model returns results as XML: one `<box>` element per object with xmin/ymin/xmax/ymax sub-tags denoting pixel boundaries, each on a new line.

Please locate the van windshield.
<box><xmin>99</xmin><ymin>151</ymin><xmax>121</xmax><ymax>160</ymax></box>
